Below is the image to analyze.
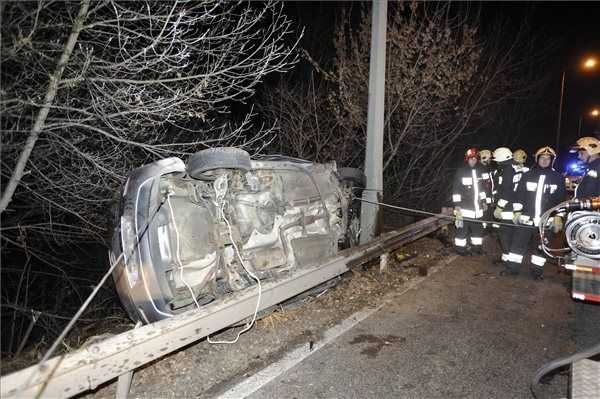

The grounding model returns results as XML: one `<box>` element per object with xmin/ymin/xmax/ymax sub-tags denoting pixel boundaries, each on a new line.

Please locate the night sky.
<box><xmin>506</xmin><ymin>2</ymin><xmax>600</xmax><ymax>142</ymax></box>
<box><xmin>485</xmin><ymin>2</ymin><xmax>600</xmax><ymax>167</ymax></box>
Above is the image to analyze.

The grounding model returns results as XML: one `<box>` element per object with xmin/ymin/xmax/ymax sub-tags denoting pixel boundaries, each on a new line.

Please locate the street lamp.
<box><xmin>584</xmin><ymin>58</ymin><xmax>597</xmax><ymax>69</ymax></box>
<box><xmin>556</xmin><ymin>56</ymin><xmax>598</xmax><ymax>149</ymax></box>
<box><xmin>578</xmin><ymin>108</ymin><xmax>600</xmax><ymax>137</ymax></box>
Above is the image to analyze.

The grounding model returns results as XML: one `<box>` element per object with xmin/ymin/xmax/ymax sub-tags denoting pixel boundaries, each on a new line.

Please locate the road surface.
<box><xmin>228</xmin><ymin>254</ymin><xmax>598</xmax><ymax>399</ymax></box>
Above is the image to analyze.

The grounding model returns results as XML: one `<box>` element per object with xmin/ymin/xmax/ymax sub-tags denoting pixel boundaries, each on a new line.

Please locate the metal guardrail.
<box><xmin>0</xmin><ymin>212</ymin><xmax>450</xmax><ymax>399</ymax></box>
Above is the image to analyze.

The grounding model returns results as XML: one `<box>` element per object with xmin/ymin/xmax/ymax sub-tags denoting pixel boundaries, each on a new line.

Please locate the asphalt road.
<box><xmin>244</xmin><ymin>254</ymin><xmax>599</xmax><ymax>399</ymax></box>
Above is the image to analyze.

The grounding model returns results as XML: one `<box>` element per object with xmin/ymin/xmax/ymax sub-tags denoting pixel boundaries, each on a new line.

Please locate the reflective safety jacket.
<box><xmin>494</xmin><ymin>161</ymin><xmax>527</xmax><ymax>220</ymax></box>
<box><xmin>451</xmin><ymin>165</ymin><xmax>490</xmax><ymax>219</ymax></box>
<box><xmin>575</xmin><ymin>158</ymin><xmax>600</xmax><ymax>199</ymax></box>
<box><xmin>481</xmin><ymin>166</ymin><xmax>494</xmax><ymax>204</ymax></box>
<box><xmin>513</xmin><ymin>167</ymin><xmax>566</xmax><ymax>226</ymax></box>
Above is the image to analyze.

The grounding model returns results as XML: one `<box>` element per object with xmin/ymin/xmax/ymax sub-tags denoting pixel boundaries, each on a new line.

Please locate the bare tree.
<box><xmin>301</xmin><ymin>3</ymin><xmax>551</xmax><ymax>207</ymax></box>
<box><xmin>1</xmin><ymin>0</ymin><xmax>299</xmax><ymax>355</ymax></box>
<box><xmin>257</xmin><ymin>72</ymin><xmax>363</xmax><ymax>166</ymax></box>
<box><xmin>1</xmin><ymin>0</ymin><xmax>299</xmax><ymax>227</ymax></box>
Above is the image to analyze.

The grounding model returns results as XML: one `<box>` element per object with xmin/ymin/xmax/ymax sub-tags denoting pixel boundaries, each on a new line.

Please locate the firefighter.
<box><xmin>571</xmin><ymin>136</ymin><xmax>600</xmax><ymax>198</ymax></box>
<box><xmin>479</xmin><ymin>149</ymin><xmax>492</xmax><ymax>167</ymax></box>
<box><xmin>478</xmin><ymin>149</ymin><xmax>495</xmax><ymax>225</ymax></box>
<box><xmin>492</xmin><ymin>147</ymin><xmax>525</xmax><ymax>262</ymax></box>
<box><xmin>504</xmin><ymin>147</ymin><xmax>566</xmax><ymax>277</ymax></box>
<box><xmin>490</xmin><ymin>148</ymin><xmax>512</xmax><ymax>209</ymax></box>
<box><xmin>452</xmin><ymin>148</ymin><xmax>489</xmax><ymax>255</ymax></box>
<box><xmin>514</xmin><ymin>149</ymin><xmax>528</xmax><ymax>168</ymax></box>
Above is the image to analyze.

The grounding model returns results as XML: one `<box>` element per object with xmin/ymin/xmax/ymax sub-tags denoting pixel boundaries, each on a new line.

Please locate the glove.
<box><xmin>454</xmin><ymin>208</ymin><xmax>463</xmax><ymax>229</ymax></box>
<box><xmin>493</xmin><ymin>207</ymin><xmax>503</xmax><ymax>220</ymax></box>
<box><xmin>512</xmin><ymin>212</ymin><xmax>522</xmax><ymax>225</ymax></box>
<box><xmin>552</xmin><ymin>216</ymin><xmax>563</xmax><ymax>234</ymax></box>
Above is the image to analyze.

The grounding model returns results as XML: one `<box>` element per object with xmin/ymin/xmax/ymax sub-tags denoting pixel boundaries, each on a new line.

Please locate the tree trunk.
<box><xmin>0</xmin><ymin>0</ymin><xmax>90</xmax><ymax>214</ymax></box>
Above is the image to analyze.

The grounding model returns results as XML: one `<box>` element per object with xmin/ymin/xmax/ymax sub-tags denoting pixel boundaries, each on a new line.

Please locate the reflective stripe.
<box><xmin>501</xmin><ymin>253</ymin><xmax>509</xmax><ymax>262</ymax></box>
<box><xmin>565</xmin><ymin>264</ymin><xmax>576</xmax><ymax>271</ymax></box>
<box><xmin>508</xmin><ymin>252</ymin><xmax>523</xmax><ymax>263</ymax></box>
<box><xmin>452</xmin><ymin>194</ymin><xmax>462</xmax><ymax>202</ymax></box>
<box><xmin>472</xmin><ymin>169</ymin><xmax>481</xmax><ymax>217</ymax></box>
<box><xmin>513</xmin><ymin>203</ymin><xmax>523</xmax><ymax>211</ymax></box>
<box><xmin>492</xmin><ymin>223</ymin><xmax>500</xmax><ymax>229</ymax></box>
<box><xmin>499</xmin><ymin>176</ymin><xmax>503</xmax><ymax>185</ymax></box>
<box><xmin>519</xmin><ymin>215</ymin><xmax>533</xmax><ymax>226</ymax></box>
<box><xmin>501</xmin><ymin>211</ymin><xmax>514</xmax><ymax>220</ymax></box>
<box><xmin>455</xmin><ymin>238</ymin><xmax>467</xmax><ymax>247</ymax></box>
<box><xmin>462</xmin><ymin>177</ymin><xmax>473</xmax><ymax>185</ymax></box>
<box><xmin>461</xmin><ymin>209</ymin><xmax>484</xmax><ymax>218</ymax></box>
<box><xmin>497</xmin><ymin>199</ymin><xmax>508</xmax><ymax>208</ymax></box>
<box><xmin>470</xmin><ymin>237</ymin><xmax>483</xmax><ymax>245</ymax></box>
<box><xmin>534</xmin><ymin>174</ymin><xmax>546</xmax><ymax>222</ymax></box>
<box><xmin>531</xmin><ymin>255</ymin><xmax>546</xmax><ymax>266</ymax></box>
<box><xmin>533</xmin><ymin>216</ymin><xmax>541</xmax><ymax>226</ymax></box>
<box><xmin>526</xmin><ymin>182</ymin><xmax>537</xmax><ymax>191</ymax></box>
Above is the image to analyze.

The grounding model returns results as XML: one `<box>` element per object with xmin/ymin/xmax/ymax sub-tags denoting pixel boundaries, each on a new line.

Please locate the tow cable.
<box><xmin>356</xmin><ymin>196</ymin><xmax>538</xmax><ymax>230</ymax></box>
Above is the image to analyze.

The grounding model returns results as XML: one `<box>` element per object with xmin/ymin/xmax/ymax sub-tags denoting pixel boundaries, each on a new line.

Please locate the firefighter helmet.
<box><xmin>571</xmin><ymin>136</ymin><xmax>600</xmax><ymax>156</ymax></box>
<box><xmin>464</xmin><ymin>147</ymin><xmax>478</xmax><ymax>162</ymax></box>
<box><xmin>514</xmin><ymin>149</ymin><xmax>527</xmax><ymax>164</ymax></box>
<box><xmin>534</xmin><ymin>146</ymin><xmax>556</xmax><ymax>162</ymax></box>
<box><xmin>479</xmin><ymin>149</ymin><xmax>492</xmax><ymax>165</ymax></box>
<box><xmin>493</xmin><ymin>147</ymin><xmax>512</xmax><ymax>162</ymax></box>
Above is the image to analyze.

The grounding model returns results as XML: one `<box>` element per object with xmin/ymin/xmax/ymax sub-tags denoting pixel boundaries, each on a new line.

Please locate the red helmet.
<box><xmin>464</xmin><ymin>148</ymin><xmax>478</xmax><ymax>162</ymax></box>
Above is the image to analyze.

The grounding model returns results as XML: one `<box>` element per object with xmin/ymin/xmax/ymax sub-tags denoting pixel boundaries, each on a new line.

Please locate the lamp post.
<box><xmin>578</xmin><ymin>108</ymin><xmax>600</xmax><ymax>137</ymax></box>
<box><xmin>556</xmin><ymin>57</ymin><xmax>597</xmax><ymax>149</ymax></box>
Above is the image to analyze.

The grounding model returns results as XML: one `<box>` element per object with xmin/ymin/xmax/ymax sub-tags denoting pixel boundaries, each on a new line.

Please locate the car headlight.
<box><xmin>120</xmin><ymin>215</ymin><xmax>140</xmax><ymax>288</ymax></box>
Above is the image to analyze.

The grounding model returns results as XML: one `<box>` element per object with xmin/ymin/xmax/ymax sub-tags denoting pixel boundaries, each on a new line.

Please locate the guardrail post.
<box><xmin>379</xmin><ymin>253</ymin><xmax>389</xmax><ymax>272</ymax></box>
<box><xmin>115</xmin><ymin>321</ymin><xmax>141</xmax><ymax>399</ymax></box>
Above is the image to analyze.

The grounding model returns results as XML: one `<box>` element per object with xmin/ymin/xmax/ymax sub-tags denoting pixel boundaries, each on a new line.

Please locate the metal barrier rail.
<box><xmin>1</xmin><ymin>212</ymin><xmax>450</xmax><ymax>399</ymax></box>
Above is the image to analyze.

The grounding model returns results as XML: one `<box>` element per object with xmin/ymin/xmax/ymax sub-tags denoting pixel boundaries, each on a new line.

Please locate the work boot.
<box><xmin>500</xmin><ymin>264</ymin><xmax>519</xmax><ymax>276</ymax></box>
<box><xmin>530</xmin><ymin>266</ymin><xmax>544</xmax><ymax>281</ymax></box>
<box><xmin>455</xmin><ymin>247</ymin><xmax>470</xmax><ymax>256</ymax></box>
<box><xmin>471</xmin><ymin>246</ymin><xmax>484</xmax><ymax>256</ymax></box>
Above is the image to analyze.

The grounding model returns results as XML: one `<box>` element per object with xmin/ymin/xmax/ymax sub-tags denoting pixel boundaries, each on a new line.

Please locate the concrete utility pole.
<box><xmin>360</xmin><ymin>0</ymin><xmax>387</xmax><ymax>244</ymax></box>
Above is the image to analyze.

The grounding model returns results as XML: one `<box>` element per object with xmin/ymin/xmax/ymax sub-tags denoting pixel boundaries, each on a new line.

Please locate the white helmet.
<box><xmin>493</xmin><ymin>147</ymin><xmax>513</xmax><ymax>162</ymax></box>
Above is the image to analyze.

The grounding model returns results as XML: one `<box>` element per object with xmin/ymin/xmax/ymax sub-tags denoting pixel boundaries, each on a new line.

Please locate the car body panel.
<box><xmin>111</xmin><ymin>156</ymin><xmax>352</xmax><ymax>323</ymax></box>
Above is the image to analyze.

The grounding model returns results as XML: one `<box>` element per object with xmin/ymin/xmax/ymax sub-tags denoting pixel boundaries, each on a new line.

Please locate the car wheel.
<box><xmin>337</xmin><ymin>167</ymin><xmax>366</xmax><ymax>188</ymax></box>
<box><xmin>187</xmin><ymin>147</ymin><xmax>252</xmax><ymax>179</ymax></box>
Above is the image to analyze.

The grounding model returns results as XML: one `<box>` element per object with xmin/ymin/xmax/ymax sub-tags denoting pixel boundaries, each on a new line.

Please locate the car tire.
<box><xmin>337</xmin><ymin>167</ymin><xmax>366</xmax><ymax>188</ymax></box>
<box><xmin>187</xmin><ymin>147</ymin><xmax>252</xmax><ymax>179</ymax></box>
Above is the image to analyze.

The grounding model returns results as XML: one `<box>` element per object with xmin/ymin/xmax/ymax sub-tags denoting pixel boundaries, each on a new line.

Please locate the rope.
<box><xmin>23</xmin><ymin>200</ymin><xmax>166</xmax><ymax>395</ymax></box>
<box><xmin>356</xmin><ymin>198</ymin><xmax>538</xmax><ymax>230</ymax></box>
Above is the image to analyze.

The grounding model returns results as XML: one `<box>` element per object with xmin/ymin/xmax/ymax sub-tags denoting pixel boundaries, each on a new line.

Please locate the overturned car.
<box><xmin>109</xmin><ymin>148</ymin><xmax>364</xmax><ymax>323</ymax></box>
